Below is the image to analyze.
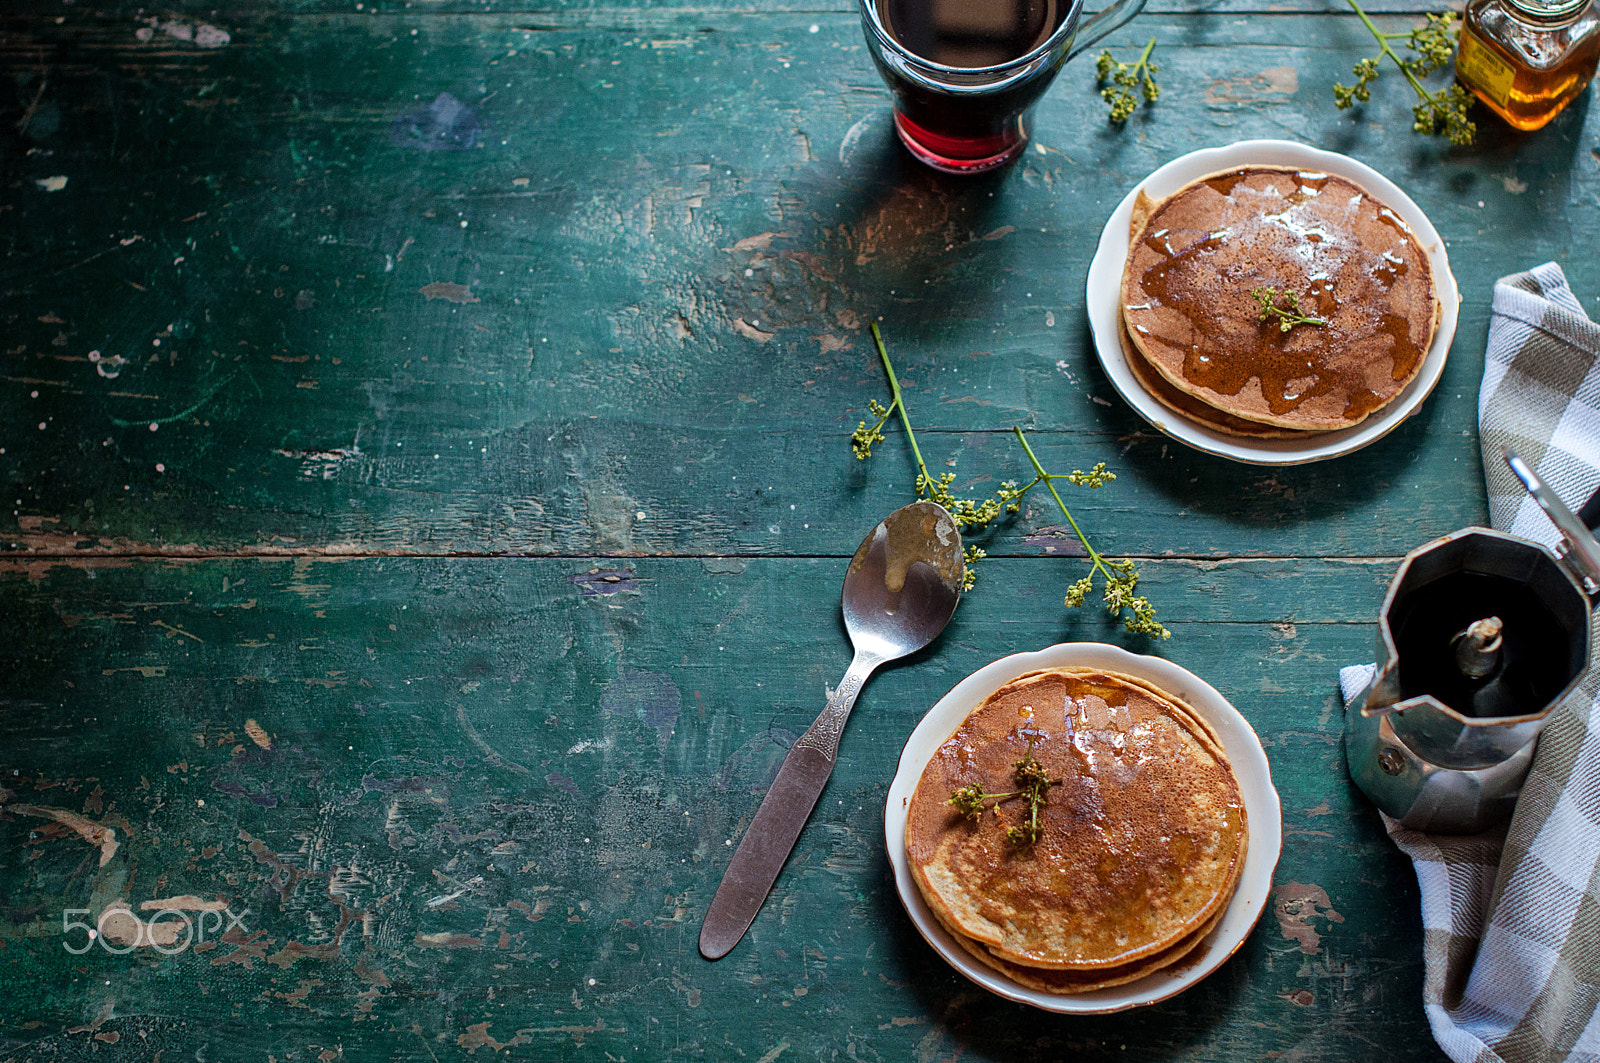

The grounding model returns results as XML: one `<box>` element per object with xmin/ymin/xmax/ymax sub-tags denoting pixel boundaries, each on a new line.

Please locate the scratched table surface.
<box><xmin>2</xmin><ymin>0</ymin><xmax>1597</xmax><ymax>1058</ymax></box>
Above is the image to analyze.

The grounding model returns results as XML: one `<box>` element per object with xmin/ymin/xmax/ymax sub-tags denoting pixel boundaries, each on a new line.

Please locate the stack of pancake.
<box><xmin>1119</xmin><ymin>165</ymin><xmax>1440</xmax><ymax>438</ymax></box>
<box><xmin>906</xmin><ymin>668</ymin><xmax>1247</xmax><ymax>994</ymax></box>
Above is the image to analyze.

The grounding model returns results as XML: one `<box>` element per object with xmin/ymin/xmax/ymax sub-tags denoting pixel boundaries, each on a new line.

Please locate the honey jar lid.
<box><xmin>1506</xmin><ymin>0</ymin><xmax>1590</xmax><ymax>19</ymax></box>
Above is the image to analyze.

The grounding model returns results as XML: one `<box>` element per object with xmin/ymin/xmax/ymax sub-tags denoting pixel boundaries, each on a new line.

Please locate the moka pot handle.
<box><xmin>1506</xmin><ymin>449</ymin><xmax>1600</xmax><ymax>605</ymax></box>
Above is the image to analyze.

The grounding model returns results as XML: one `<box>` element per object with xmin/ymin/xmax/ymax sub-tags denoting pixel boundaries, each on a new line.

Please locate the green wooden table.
<box><xmin>2</xmin><ymin>0</ymin><xmax>1596</xmax><ymax>1058</ymax></box>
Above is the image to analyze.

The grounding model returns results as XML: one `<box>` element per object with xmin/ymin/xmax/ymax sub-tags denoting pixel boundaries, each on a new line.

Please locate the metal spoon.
<box><xmin>699</xmin><ymin>500</ymin><xmax>964</xmax><ymax>960</ymax></box>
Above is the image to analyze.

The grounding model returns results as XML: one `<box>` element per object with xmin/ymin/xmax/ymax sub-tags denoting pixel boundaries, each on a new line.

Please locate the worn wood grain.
<box><xmin>2</xmin><ymin>0</ymin><xmax>1588</xmax><ymax>1057</ymax></box>
<box><xmin>1</xmin><ymin>11</ymin><xmax>1586</xmax><ymax>555</ymax></box>
<box><xmin>0</xmin><ymin>0</ymin><xmax>1542</xmax><ymax>16</ymax></box>
<box><xmin>2</xmin><ymin>556</ymin><xmax>1417</xmax><ymax>1060</ymax></box>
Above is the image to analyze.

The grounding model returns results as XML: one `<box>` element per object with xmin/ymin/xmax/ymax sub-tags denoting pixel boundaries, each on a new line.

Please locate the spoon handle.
<box><xmin>699</xmin><ymin>650</ymin><xmax>883</xmax><ymax>960</ymax></box>
<box><xmin>793</xmin><ymin>651</ymin><xmax>882</xmax><ymax>761</ymax></box>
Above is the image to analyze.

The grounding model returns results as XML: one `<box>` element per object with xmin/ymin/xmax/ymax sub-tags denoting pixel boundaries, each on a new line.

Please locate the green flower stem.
<box><xmin>870</xmin><ymin>321</ymin><xmax>933</xmax><ymax>483</ymax></box>
<box><xmin>849</xmin><ymin>325</ymin><xmax>1166</xmax><ymax>636</ymax></box>
<box><xmin>1132</xmin><ymin>36</ymin><xmax>1157</xmax><ymax>75</ymax></box>
<box><xmin>1011</xmin><ymin>426</ymin><xmax>1114</xmax><ymax>583</ymax></box>
<box><xmin>1346</xmin><ymin>0</ymin><xmax>1436</xmax><ymax>101</ymax></box>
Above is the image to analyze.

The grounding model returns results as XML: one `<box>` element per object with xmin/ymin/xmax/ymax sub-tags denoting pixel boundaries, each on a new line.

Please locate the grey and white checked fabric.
<box><xmin>1340</xmin><ymin>263</ymin><xmax>1600</xmax><ymax>1063</ymax></box>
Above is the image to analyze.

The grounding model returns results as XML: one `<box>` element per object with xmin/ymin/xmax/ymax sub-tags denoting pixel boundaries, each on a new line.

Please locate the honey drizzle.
<box><xmin>1130</xmin><ymin>168</ymin><xmax>1430</xmax><ymax>423</ymax></box>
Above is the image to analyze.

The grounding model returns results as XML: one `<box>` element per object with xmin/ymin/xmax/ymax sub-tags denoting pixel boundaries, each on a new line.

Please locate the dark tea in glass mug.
<box><xmin>859</xmin><ymin>0</ymin><xmax>1147</xmax><ymax>173</ymax></box>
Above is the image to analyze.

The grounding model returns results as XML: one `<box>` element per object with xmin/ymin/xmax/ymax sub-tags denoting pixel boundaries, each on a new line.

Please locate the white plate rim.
<box><xmin>883</xmin><ymin>642</ymin><xmax>1283</xmax><ymax>1014</ymax></box>
<box><xmin>1084</xmin><ymin>139</ymin><xmax>1460</xmax><ymax>466</ymax></box>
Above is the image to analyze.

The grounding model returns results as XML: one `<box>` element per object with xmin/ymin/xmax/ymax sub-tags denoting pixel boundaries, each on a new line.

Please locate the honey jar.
<box><xmin>1456</xmin><ymin>0</ymin><xmax>1600</xmax><ymax>130</ymax></box>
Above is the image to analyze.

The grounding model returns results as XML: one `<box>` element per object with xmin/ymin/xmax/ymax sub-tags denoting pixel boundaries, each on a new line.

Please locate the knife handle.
<box><xmin>699</xmin><ymin>652</ymin><xmax>881</xmax><ymax>960</ymax></box>
<box><xmin>698</xmin><ymin>740</ymin><xmax>833</xmax><ymax>960</ymax></box>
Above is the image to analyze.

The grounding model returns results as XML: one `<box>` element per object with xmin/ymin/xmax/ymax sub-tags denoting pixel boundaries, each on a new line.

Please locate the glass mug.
<box><xmin>859</xmin><ymin>0</ymin><xmax>1148</xmax><ymax>173</ymax></box>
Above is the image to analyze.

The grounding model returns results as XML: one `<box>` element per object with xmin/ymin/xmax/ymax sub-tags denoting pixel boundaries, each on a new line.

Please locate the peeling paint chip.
<box><xmin>732</xmin><ymin>317</ymin><xmax>774</xmax><ymax>342</ymax></box>
<box><xmin>414</xmin><ymin>931</ymin><xmax>485</xmax><ymax>949</ymax></box>
<box><xmin>419</xmin><ymin>281</ymin><xmax>480</xmax><ymax>304</ymax></box>
<box><xmin>36</xmin><ymin>176</ymin><xmax>67</xmax><ymax>192</ymax></box>
<box><xmin>137</xmin><ymin>18</ymin><xmax>230</xmax><ymax>47</ymax></box>
<box><xmin>244</xmin><ymin>718</ymin><xmax>272</xmax><ymax>750</ymax></box>
<box><xmin>14</xmin><ymin>805</ymin><xmax>118</xmax><ymax>866</ymax></box>
<box><xmin>1273</xmin><ymin>881</ymin><xmax>1344</xmax><ymax>954</ymax></box>
<box><xmin>727</xmin><ymin>231</ymin><xmax>788</xmax><ymax>252</ymax></box>
<box><xmin>192</xmin><ymin>24</ymin><xmax>231</xmax><ymax>47</ymax></box>
<box><xmin>141</xmin><ymin>895</ymin><xmax>229</xmax><ymax>911</ymax></box>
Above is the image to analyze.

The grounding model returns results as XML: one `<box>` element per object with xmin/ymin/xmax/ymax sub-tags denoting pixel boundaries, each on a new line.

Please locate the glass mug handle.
<box><xmin>1066</xmin><ymin>0</ymin><xmax>1151</xmax><ymax>61</ymax></box>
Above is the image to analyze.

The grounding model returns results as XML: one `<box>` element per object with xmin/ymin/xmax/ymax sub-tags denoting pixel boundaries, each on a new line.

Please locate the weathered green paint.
<box><xmin>0</xmin><ymin>10</ymin><xmax>1584</xmax><ymax>558</ymax></box>
<box><xmin>4</xmin><ymin>0</ymin><xmax>1592</xmax><ymax>1058</ymax></box>
<box><xmin>4</xmin><ymin>557</ymin><xmax>1412</xmax><ymax>1059</ymax></box>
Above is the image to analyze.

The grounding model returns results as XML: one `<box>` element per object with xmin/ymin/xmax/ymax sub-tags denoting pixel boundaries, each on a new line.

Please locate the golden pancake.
<box><xmin>1027</xmin><ymin>666</ymin><xmax>1230</xmax><ymax>755</ymax></box>
<box><xmin>907</xmin><ymin>669</ymin><xmax>1246</xmax><ymax>972</ymax></box>
<box><xmin>1115</xmin><ymin>197</ymin><xmax>1311</xmax><ymax>439</ymax></box>
<box><xmin>1121</xmin><ymin>166</ymin><xmax>1438</xmax><ymax>431</ymax></box>
<box><xmin>928</xmin><ymin>895</ymin><xmax>1225</xmax><ymax>994</ymax></box>
<box><xmin>1116</xmin><ymin>314</ymin><xmax>1307</xmax><ymax>440</ymax></box>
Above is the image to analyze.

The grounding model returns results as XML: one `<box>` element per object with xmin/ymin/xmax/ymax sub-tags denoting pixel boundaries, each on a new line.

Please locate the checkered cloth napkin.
<box><xmin>1339</xmin><ymin>263</ymin><xmax>1600</xmax><ymax>1063</ymax></box>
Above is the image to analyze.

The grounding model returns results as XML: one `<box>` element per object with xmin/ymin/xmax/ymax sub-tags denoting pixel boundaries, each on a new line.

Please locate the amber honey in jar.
<box><xmin>1456</xmin><ymin>0</ymin><xmax>1600</xmax><ymax>130</ymax></box>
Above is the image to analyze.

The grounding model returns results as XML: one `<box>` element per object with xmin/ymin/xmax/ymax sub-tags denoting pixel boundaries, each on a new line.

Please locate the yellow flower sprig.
<box><xmin>1333</xmin><ymin>2</ymin><xmax>1475</xmax><ymax>145</ymax></box>
<box><xmin>850</xmin><ymin>324</ymin><xmax>1169</xmax><ymax>638</ymax></box>
<box><xmin>948</xmin><ymin>739</ymin><xmax>1059</xmax><ymax>848</ymax></box>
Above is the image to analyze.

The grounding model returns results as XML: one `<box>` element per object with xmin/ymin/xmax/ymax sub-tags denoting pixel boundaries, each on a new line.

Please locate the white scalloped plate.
<box><xmin>884</xmin><ymin>643</ymin><xmax>1282</xmax><ymax>1013</ymax></box>
<box><xmin>1085</xmin><ymin>139</ymin><xmax>1459</xmax><ymax>465</ymax></box>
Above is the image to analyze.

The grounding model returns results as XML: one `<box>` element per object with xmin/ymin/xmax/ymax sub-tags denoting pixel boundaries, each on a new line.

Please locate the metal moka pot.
<box><xmin>1345</xmin><ymin>452</ymin><xmax>1600</xmax><ymax>834</ymax></box>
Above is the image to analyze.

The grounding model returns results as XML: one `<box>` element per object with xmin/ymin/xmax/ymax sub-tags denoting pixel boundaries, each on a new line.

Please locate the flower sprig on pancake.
<box><xmin>1250</xmin><ymin>287</ymin><xmax>1326</xmax><ymax>333</ymax></box>
<box><xmin>948</xmin><ymin>739</ymin><xmax>1060</xmax><ymax>847</ymax></box>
